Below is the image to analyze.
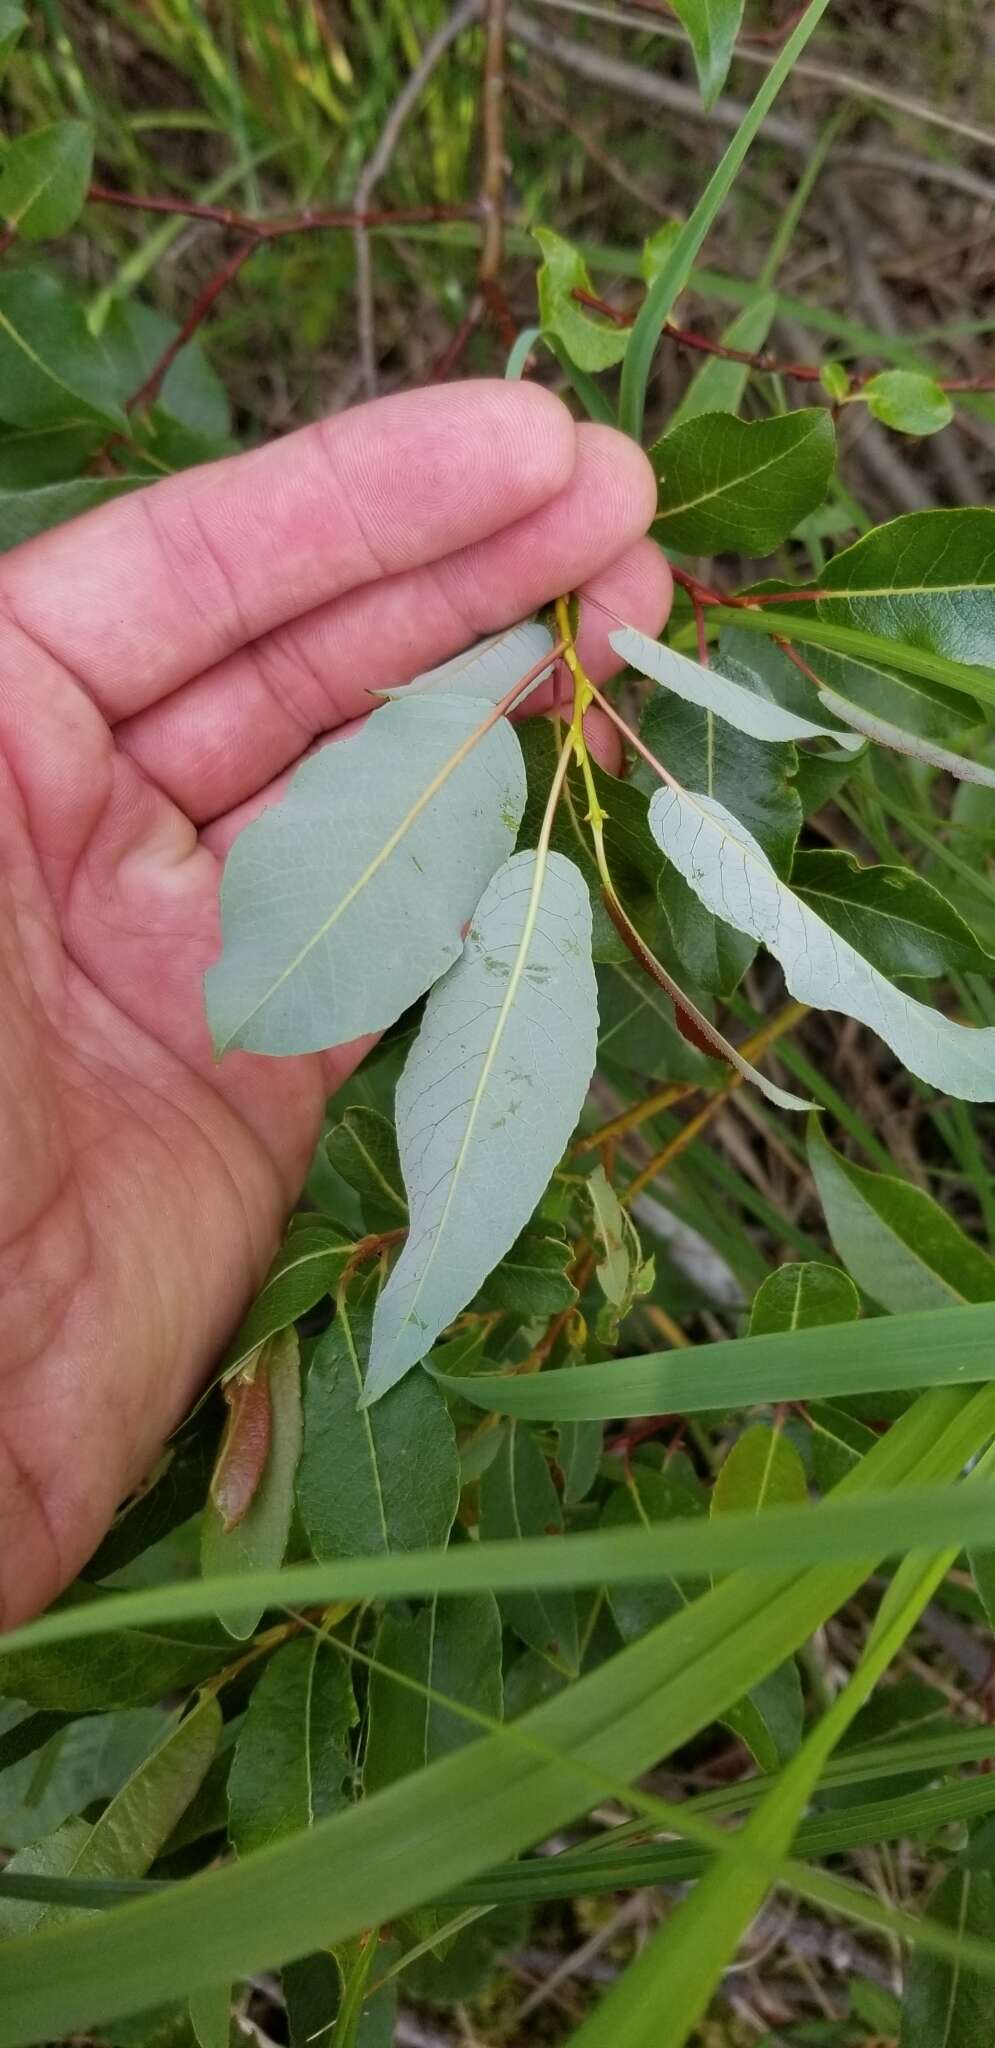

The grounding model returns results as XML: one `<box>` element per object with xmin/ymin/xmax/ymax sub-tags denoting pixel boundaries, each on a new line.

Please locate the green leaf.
<box><xmin>0</xmin><ymin>1700</ymin><xmax>220</xmax><ymax>1938</ymax></box>
<box><xmin>85</xmin><ymin>1431</ymin><xmax>215</xmax><ymax>1580</ymax></box>
<box><xmin>586</xmin><ymin>1165</ymin><xmax>653</xmax><ymax>1335</ymax></box>
<box><xmin>0</xmin><ymin>1711</ymin><xmax>69</xmax><ymax>1778</ymax></box>
<box><xmin>102</xmin><ymin>302</ymin><xmax>230</xmax><ymax>448</ymax></box>
<box><xmin>476</xmin><ymin>1226</ymin><xmax>577</xmax><ymax>1316</ymax></box>
<box><xmin>713</xmin><ymin>1422</ymin><xmax>808</xmax><ymax>1518</ymax></box>
<box><xmin>0</xmin><ymin>4</ymin><xmax>26</xmax><ymax>80</ymax></box>
<box><xmin>704</xmin><ymin>598</ymin><xmax>995</xmax><ymax>710</ymax></box>
<box><xmin>821</xmin><ymin>360</ymin><xmax>849</xmax><ymax>403</ymax></box>
<box><xmin>0</xmin><ymin>122</ymin><xmax>93</xmax><ymax>240</ymax></box>
<box><xmin>282</xmin><ymin>1954</ymin><xmax>341</xmax><ymax>2048</ymax></box>
<box><xmin>365</xmin><ymin>850</ymin><xmax>597</xmax><ymax>1399</ymax></box>
<box><xmin>640</xmin><ymin>222</ymin><xmax>684</xmax><ymax>288</ymax></box>
<box><xmin>602</xmin><ymin>1458</ymin><xmax>706</xmax><ymax>1644</ymax></box>
<box><xmin>0</xmin><ymin>420</ymin><xmax>103</xmax><ymax>487</ymax></box>
<box><xmin>668</xmin><ymin>0</ymin><xmax>744</xmax><ymax>106</ymax></box>
<box><xmin>379</xmin><ymin>621</ymin><xmax>555</xmax><ymax>705</ymax></box>
<box><xmin>206</xmin><ymin>696</ymin><xmax>525</xmax><ymax>1055</ymax></box>
<box><xmin>749</xmin><ymin>1262</ymin><xmax>859</xmax><ymax>1336</ymax></box>
<box><xmin>0</xmin><ymin>475</ymin><xmax>140</xmax><ymax>551</ymax></box>
<box><xmin>325</xmin><ymin>1109</ymin><xmax>405</xmax><ymax>1231</ymax></box>
<box><xmin>227</xmin><ymin>1638</ymin><xmax>354</xmax><ymax>1853</ymax></box>
<box><xmin>618</xmin><ymin>0</ymin><xmax>832</xmax><ymax>439</ymax></box>
<box><xmin>863</xmin><ymin>370</ymin><xmax>953</xmax><ymax>438</ymax></box>
<box><xmin>364</xmin><ymin>1596</ymin><xmax>502</xmax><ymax>1792</ymax></box>
<box><xmin>200</xmin><ymin>1331</ymin><xmax>303</xmax><ymax>1640</ymax></box>
<box><xmin>558</xmin><ymin>1420</ymin><xmax>604</xmax><ymax>1507</ymax></box>
<box><xmin>219</xmin><ymin>1220</ymin><xmax>351</xmax><ymax>1380</ymax></box>
<box><xmin>648</xmin><ymin>782</ymin><xmax>995</xmax><ymax>1099</ymax></box>
<box><xmin>297</xmin><ymin>1289</ymin><xmax>459</xmax><ymax>1559</ymax></box>
<box><xmin>901</xmin><ymin>1866</ymin><xmax>995</xmax><ymax>2047</ymax></box>
<box><xmin>0</xmin><ymin>1385</ymin><xmax>980</xmax><ymax>2042</ymax></box>
<box><xmin>808</xmin><ymin>1121</ymin><xmax>995</xmax><ymax>1313</ymax></box>
<box><xmin>818</xmin><ymin>510</ymin><xmax>995</xmax><ymax>674</ymax></box>
<box><xmin>650</xmin><ymin>408</ymin><xmax>835</xmax><ymax>555</ymax></box>
<box><xmin>479</xmin><ymin>1421</ymin><xmax>579</xmax><ymax>1674</ymax></box>
<box><xmin>533</xmin><ymin>228</ymin><xmax>628</xmax><ymax>372</ymax></box>
<box><xmin>615</xmin><ymin>624</ymin><xmax>860</xmax><ymax>747</ymax></box>
<box><xmin>668</xmin><ymin>293</ymin><xmax>778</xmax><ymax>427</ymax></box>
<box><xmin>792</xmin><ymin>851</ymin><xmax>995</xmax><ymax>979</ymax></box>
<box><xmin>596</xmin><ymin>959</ymin><xmax>720</xmax><ymax>1082</ymax></box>
<box><xmin>187</xmin><ymin>1985</ymin><xmax>230</xmax><ymax>2048</ymax></box>
<box><xmin>0</xmin><ymin>273</ymin><xmax>126</xmax><ymax>430</ymax></box>
<box><xmin>0</xmin><ymin>1606</ymin><xmax>229</xmax><ymax>1711</ymax></box>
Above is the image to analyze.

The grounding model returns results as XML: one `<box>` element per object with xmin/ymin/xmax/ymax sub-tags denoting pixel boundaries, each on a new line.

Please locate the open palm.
<box><xmin>0</xmin><ymin>380</ymin><xmax>669</xmax><ymax>1628</ymax></box>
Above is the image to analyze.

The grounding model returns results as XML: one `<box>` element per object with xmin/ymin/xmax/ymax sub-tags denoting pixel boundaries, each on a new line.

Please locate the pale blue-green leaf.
<box><xmin>612</xmin><ymin>624</ymin><xmax>862</xmax><ymax>747</ymax></box>
<box><xmin>815</xmin><ymin>679</ymin><xmax>995</xmax><ymax>787</ymax></box>
<box><xmin>365</xmin><ymin>850</ymin><xmax>598</xmax><ymax>1399</ymax></box>
<box><xmin>0</xmin><ymin>122</ymin><xmax>93</xmax><ymax>240</ymax></box>
<box><xmin>200</xmin><ymin>1332</ymin><xmax>302</xmax><ymax>1640</ymax></box>
<box><xmin>379</xmin><ymin>621</ymin><xmax>555</xmax><ymax>704</ymax></box>
<box><xmin>669</xmin><ymin>0</ymin><xmax>744</xmax><ymax>106</ymax></box>
<box><xmin>649</xmin><ymin>785</ymin><xmax>995</xmax><ymax>1100</ymax></box>
<box><xmin>206</xmin><ymin>697</ymin><xmax>525</xmax><ymax>1054</ymax></box>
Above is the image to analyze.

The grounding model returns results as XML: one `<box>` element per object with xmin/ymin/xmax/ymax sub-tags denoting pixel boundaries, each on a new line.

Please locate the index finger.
<box><xmin>0</xmin><ymin>381</ymin><xmax>577</xmax><ymax>721</ymax></box>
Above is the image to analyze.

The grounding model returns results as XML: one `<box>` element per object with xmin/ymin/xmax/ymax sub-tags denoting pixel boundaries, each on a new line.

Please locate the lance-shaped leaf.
<box><xmin>816</xmin><ymin>678</ymin><xmax>995</xmax><ymax>787</ymax></box>
<box><xmin>200</xmin><ymin>1331</ymin><xmax>303</xmax><ymax>1640</ymax></box>
<box><xmin>479</xmin><ymin>1422</ymin><xmax>579</xmax><ymax>1675</ymax></box>
<box><xmin>817</xmin><ymin>508</ymin><xmax>995</xmax><ymax>671</ymax></box>
<box><xmin>227</xmin><ymin>1637</ymin><xmax>355</xmax><ymax>1853</ymax></box>
<box><xmin>650</xmin><ymin>409</ymin><xmax>835</xmax><ymax>555</ymax></box>
<box><xmin>365</xmin><ymin>850</ymin><xmax>598</xmax><ymax>1400</ymax></box>
<box><xmin>206</xmin><ymin>696</ymin><xmax>526</xmax><ymax>1055</ymax></box>
<box><xmin>792</xmin><ymin>851</ymin><xmax>995</xmax><ymax>980</ymax></box>
<box><xmin>378</xmin><ymin>621</ymin><xmax>555</xmax><ymax>703</ymax></box>
<box><xmin>325</xmin><ymin>1108</ymin><xmax>406</xmax><ymax>1231</ymax></box>
<box><xmin>808</xmin><ymin>1121</ymin><xmax>995</xmax><ymax>1314</ymax></box>
<box><xmin>648</xmin><ymin>783</ymin><xmax>995</xmax><ymax>1101</ymax></box>
<box><xmin>613</xmin><ymin>624</ymin><xmax>862</xmax><ymax>748</ymax></box>
<box><xmin>364</xmin><ymin>1595</ymin><xmax>503</xmax><ymax>1792</ymax></box>
<box><xmin>219</xmin><ymin>1219</ymin><xmax>351</xmax><ymax>1380</ymax></box>
<box><xmin>668</xmin><ymin>0</ymin><xmax>744</xmax><ymax>107</ymax></box>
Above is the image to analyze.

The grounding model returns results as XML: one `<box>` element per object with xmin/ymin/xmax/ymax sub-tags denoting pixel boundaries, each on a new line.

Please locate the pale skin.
<box><xmin>0</xmin><ymin>380</ymin><xmax>671</xmax><ymax>1628</ymax></box>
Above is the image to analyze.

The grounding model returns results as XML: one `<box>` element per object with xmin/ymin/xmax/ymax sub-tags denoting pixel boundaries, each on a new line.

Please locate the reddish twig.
<box><xmin>87</xmin><ymin>185</ymin><xmax>478</xmax><ymax>239</ymax></box>
<box><xmin>126</xmin><ymin>240</ymin><xmax>256</xmax><ymax>414</ymax></box>
<box><xmin>571</xmin><ymin>288</ymin><xmax>995</xmax><ymax>395</ymax></box>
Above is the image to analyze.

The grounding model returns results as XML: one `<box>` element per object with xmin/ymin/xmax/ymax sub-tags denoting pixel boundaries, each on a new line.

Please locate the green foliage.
<box><xmin>3</xmin><ymin>6</ymin><xmax>995</xmax><ymax>2041</ymax></box>
<box><xmin>649</xmin><ymin>409</ymin><xmax>836</xmax><ymax>554</ymax></box>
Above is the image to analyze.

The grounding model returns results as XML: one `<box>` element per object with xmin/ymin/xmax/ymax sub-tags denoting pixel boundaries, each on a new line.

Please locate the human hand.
<box><xmin>0</xmin><ymin>380</ymin><xmax>670</xmax><ymax>1626</ymax></box>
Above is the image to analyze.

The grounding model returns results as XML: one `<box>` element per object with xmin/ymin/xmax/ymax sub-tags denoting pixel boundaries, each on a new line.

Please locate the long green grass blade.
<box><xmin>696</xmin><ymin>604</ymin><xmax>995</xmax><ymax>708</ymax></box>
<box><xmin>617</xmin><ymin>0</ymin><xmax>832</xmax><ymax>439</ymax></box>
<box><xmin>445</xmin><ymin>1299</ymin><xmax>995</xmax><ymax>1420</ymax></box>
<box><xmin>0</xmin><ymin>1387</ymin><xmax>986</xmax><ymax>2044</ymax></box>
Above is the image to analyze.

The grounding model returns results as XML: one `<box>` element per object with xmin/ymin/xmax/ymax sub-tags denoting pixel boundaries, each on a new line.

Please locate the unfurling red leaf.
<box><xmin>227</xmin><ymin>1637</ymin><xmax>354</xmax><ymax>1853</ymax></box>
<box><xmin>206</xmin><ymin>695</ymin><xmax>526</xmax><ymax>1055</ymax></box>
<box><xmin>533</xmin><ymin>228</ymin><xmax>629</xmax><ymax>372</ymax></box>
<box><xmin>862</xmin><ymin>370</ymin><xmax>953</xmax><ymax>438</ymax></box>
<box><xmin>667</xmin><ymin>0</ymin><xmax>744</xmax><ymax>107</ymax></box>
<box><xmin>808</xmin><ymin>1120</ymin><xmax>995</xmax><ymax>1313</ymax></box>
<box><xmin>211</xmin><ymin>1365</ymin><xmax>271</xmax><ymax>1532</ymax></box>
<box><xmin>200</xmin><ymin>1330</ymin><xmax>302</xmax><ymax>1639</ymax></box>
<box><xmin>379</xmin><ymin>621</ymin><xmax>555</xmax><ymax>704</ymax></box>
<box><xmin>297</xmin><ymin>1287</ymin><xmax>459</xmax><ymax>1558</ymax></box>
<box><xmin>0</xmin><ymin>121</ymin><xmax>94</xmax><ymax>240</ymax></box>
<box><xmin>479</xmin><ymin>1422</ymin><xmax>579</xmax><ymax>1675</ymax></box>
<box><xmin>817</xmin><ymin>509</ymin><xmax>995</xmax><ymax>672</ymax></box>
<box><xmin>612</xmin><ymin>623</ymin><xmax>862</xmax><ymax>748</ymax></box>
<box><xmin>649</xmin><ymin>409</ymin><xmax>835</xmax><ymax>555</ymax></box>
<box><xmin>365</xmin><ymin>850</ymin><xmax>598</xmax><ymax>1400</ymax></box>
<box><xmin>748</xmin><ymin>1262</ymin><xmax>859</xmax><ymax>1337</ymax></box>
<box><xmin>649</xmin><ymin>784</ymin><xmax>995</xmax><ymax>1100</ymax></box>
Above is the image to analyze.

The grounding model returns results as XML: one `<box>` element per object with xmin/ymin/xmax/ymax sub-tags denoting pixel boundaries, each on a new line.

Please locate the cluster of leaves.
<box><xmin>5</xmin><ymin>2</ymin><xmax>995</xmax><ymax>2044</ymax></box>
